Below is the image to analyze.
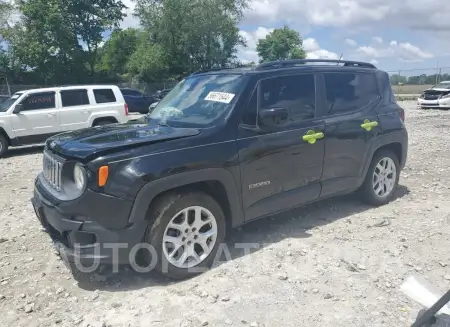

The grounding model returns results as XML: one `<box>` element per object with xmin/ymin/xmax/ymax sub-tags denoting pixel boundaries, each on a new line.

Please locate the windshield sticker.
<box><xmin>11</xmin><ymin>95</ymin><xmax>20</xmax><ymax>99</ymax></box>
<box><xmin>205</xmin><ymin>92</ymin><xmax>235</xmax><ymax>104</ymax></box>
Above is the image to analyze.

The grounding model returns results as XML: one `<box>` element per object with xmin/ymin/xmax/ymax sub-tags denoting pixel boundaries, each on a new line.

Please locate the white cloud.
<box><xmin>370</xmin><ymin>59</ymin><xmax>379</xmax><ymax>65</ymax></box>
<box><xmin>372</xmin><ymin>36</ymin><xmax>383</xmax><ymax>44</ymax></box>
<box><xmin>120</xmin><ymin>0</ymin><xmax>139</xmax><ymax>29</ymax></box>
<box><xmin>356</xmin><ymin>40</ymin><xmax>433</xmax><ymax>62</ymax></box>
<box><xmin>303</xmin><ymin>38</ymin><xmax>320</xmax><ymax>52</ymax></box>
<box><xmin>306</xmin><ymin>49</ymin><xmax>340</xmax><ymax>60</ymax></box>
<box><xmin>243</xmin><ymin>0</ymin><xmax>450</xmax><ymax>32</ymax></box>
<box><xmin>237</xmin><ymin>29</ymin><xmax>339</xmax><ymax>62</ymax></box>
<box><xmin>237</xmin><ymin>27</ymin><xmax>274</xmax><ymax>63</ymax></box>
<box><xmin>345</xmin><ymin>38</ymin><xmax>357</xmax><ymax>47</ymax></box>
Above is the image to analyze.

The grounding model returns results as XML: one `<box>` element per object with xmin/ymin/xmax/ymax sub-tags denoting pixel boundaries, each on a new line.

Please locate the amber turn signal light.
<box><xmin>98</xmin><ymin>166</ymin><xmax>109</xmax><ymax>187</ymax></box>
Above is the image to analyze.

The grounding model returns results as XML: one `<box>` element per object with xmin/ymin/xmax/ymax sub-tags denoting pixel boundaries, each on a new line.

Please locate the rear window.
<box><xmin>324</xmin><ymin>72</ymin><xmax>380</xmax><ymax>114</ymax></box>
<box><xmin>61</xmin><ymin>89</ymin><xmax>90</xmax><ymax>107</ymax></box>
<box><xmin>93</xmin><ymin>89</ymin><xmax>116</xmax><ymax>104</ymax></box>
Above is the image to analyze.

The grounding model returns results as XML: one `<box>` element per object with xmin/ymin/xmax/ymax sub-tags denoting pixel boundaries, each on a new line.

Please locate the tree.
<box><xmin>62</xmin><ymin>0</ymin><xmax>126</xmax><ymax>75</ymax></box>
<box><xmin>2</xmin><ymin>0</ymin><xmax>126</xmax><ymax>84</ymax></box>
<box><xmin>98</xmin><ymin>28</ymin><xmax>140</xmax><ymax>77</ymax></box>
<box><xmin>256</xmin><ymin>26</ymin><xmax>306</xmax><ymax>63</ymax></box>
<box><xmin>135</xmin><ymin>0</ymin><xmax>249</xmax><ymax>80</ymax></box>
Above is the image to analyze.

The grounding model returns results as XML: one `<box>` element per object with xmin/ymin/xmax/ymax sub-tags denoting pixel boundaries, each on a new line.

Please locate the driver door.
<box><xmin>10</xmin><ymin>91</ymin><xmax>61</xmax><ymax>144</ymax></box>
<box><xmin>237</xmin><ymin>73</ymin><xmax>326</xmax><ymax>221</ymax></box>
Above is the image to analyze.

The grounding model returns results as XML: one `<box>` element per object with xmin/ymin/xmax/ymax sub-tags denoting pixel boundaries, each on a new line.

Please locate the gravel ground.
<box><xmin>1</xmin><ymin>101</ymin><xmax>450</xmax><ymax>327</ymax></box>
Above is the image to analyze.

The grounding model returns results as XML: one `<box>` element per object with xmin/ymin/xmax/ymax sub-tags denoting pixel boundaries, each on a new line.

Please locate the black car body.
<box><xmin>32</xmin><ymin>59</ymin><xmax>408</xmax><ymax>279</ymax></box>
<box><xmin>120</xmin><ymin>88</ymin><xmax>157</xmax><ymax>114</ymax></box>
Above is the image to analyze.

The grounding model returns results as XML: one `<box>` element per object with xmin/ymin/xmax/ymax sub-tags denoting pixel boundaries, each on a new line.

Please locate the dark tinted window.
<box><xmin>324</xmin><ymin>73</ymin><xmax>380</xmax><ymax>114</ymax></box>
<box><xmin>61</xmin><ymin>89</ymin><xmax>90</xmax><ymax>107</ymax></box>
<box><xmin>21</xmin><ymin>92</ymin><xmax>55</xmax><ymax>110</ymax></box>
<box><xmin>241</xmin><ymin>89</ymin><xmax>258</xmax><ymax>125</ymax></box>
<box><xmin>260</xmin><ymin>74</ymin><xmax>315</xmax><ymax>122</ymax></box>
<box><xmin>93</xmin><ymin>89</ymin><xmax>116</xmax><ymax>104</ymax></box>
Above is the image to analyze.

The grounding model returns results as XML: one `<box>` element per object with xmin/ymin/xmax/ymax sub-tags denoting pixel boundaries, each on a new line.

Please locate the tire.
<box><xmin>0</xmin><ymin>134</ymin><xmax>9</xmax><ymax>158</ymax></box>
<box><xmin>141</xmin><ymin>191</ymin><xmax>226</xmax><ymax>280</ymax></box>
<box><xmin>360</xmin><ymin>149</ymin><xmax>400</xmax><ymax>206</ymax></box>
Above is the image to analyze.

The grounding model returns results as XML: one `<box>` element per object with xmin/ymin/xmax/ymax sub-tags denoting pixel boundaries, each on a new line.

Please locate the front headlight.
<box><xmin>73</xmin><ymin>164</ymin><xmax>87</xmax><ymax>191</ymax></box>
<box><xmin>441</xmin><ymin>93</ymin><xmax>450</xmax><ymax>99</ymax></box>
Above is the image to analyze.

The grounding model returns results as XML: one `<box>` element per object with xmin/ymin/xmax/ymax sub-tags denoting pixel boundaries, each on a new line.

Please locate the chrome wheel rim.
<box><xmin>373</xmin><ymin>157</ymin><xmax>397</xmax><ymax>198</ymax></box>
<box><xmin>163</xmin><ymin>206</ymin><xmax>218</xmax><ymax>269</ymax></box>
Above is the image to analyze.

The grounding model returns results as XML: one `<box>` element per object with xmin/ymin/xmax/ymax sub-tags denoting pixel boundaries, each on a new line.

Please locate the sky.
<box><xmin>125</xmin><ymin>0</ymin><xmax>450</xmax><ymax>74</ymax></box>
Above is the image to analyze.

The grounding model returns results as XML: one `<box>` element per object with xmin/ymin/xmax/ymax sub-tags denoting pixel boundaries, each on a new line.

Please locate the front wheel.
<box><xmin>143</xmin><ymin>192</ymin><xmax>226</xmax><ymax>280</ymax></box>
<box><xmin>360</xmin><ymin>150</ymin><xmax>400</xmax><ymax>206</ymax></box>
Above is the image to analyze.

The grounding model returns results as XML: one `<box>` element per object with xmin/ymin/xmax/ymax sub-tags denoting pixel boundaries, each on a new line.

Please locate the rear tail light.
<box><xmin>400</xmin><ymin>109</ymin><xmax>405</xmax><ymax>122</ymax></box>
<box><xmin>124</xmin><ymin>103</ymin><xmax>129</xmax><ymax>116</ymax></box>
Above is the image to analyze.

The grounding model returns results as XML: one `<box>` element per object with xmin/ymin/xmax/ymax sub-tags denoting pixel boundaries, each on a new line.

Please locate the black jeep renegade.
<box><xmin>32</xmin><ymin>59</ymin><xmax>408</xmax><ymax>279</ymax></box>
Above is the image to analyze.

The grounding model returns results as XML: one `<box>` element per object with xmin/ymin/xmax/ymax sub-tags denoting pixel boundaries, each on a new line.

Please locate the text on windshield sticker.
<box><xmin>205</xmin><ymin>92</ymin><xmax>235</xmax><ymax>104</ymax></box>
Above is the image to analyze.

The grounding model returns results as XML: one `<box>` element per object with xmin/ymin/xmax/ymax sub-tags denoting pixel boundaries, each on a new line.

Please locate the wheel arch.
<box><xmin>92</xmin><ymin>116</ymin><xmax>118</xmax><ymax>126</ymax></box>
<box><xmin>0</xmin><ymin>127</ymin><xmax>11</xmax><ymax>144</ymax></box>
<box><xmin>128</xmin><ymin>168</ymin><xmax>245</xmax><ymax>230</ymax></box>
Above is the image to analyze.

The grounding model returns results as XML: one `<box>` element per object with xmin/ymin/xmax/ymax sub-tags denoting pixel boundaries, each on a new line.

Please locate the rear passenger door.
<box><xmin>319</xmin><ymin>72</ymin><xmax>382</xmax><ymax>197</ymax></box>
<box><xmin>237</xmin><ymin>73</ymin><xmax>326</xmax><ymax>221</ymax></box>
<box><xmin>60</xmin><ymin>89</ymin><xmax>91</xmax><ymax>131</ymax></box>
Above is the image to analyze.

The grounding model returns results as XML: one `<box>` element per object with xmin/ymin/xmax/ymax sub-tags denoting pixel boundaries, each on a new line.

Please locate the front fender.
<box><xmin>127</xmin><ymin>168</ymin><xmax>245</xmax><ymax>228</ymax></box>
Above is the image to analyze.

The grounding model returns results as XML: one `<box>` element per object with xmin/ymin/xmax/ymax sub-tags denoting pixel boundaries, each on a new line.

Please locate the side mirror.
<box><xmin>259</xmin><ymin>107</ymin><xmax>289</xmax><ymax>128</ymax></box>
<box><xmin>13</xmin><ymin>104</ymin><xmax>24</xmax><ymax>114</ymax></box>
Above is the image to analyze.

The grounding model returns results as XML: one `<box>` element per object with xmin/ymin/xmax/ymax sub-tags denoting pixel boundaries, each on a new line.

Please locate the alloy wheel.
<box><xmin>372</xmin><ymin>157</ymin><xmax>397</xmax><ymax>198</ymax></box>
<box><xmin>162</xmin><ymin>206</ymin><xmax>218</xmax><ymax>269</ymax></box>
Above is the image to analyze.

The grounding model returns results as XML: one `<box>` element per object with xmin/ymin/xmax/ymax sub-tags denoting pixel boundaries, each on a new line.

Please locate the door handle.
<box><xmin>361</xmin><ymin>119</ymin><xmax>379</xmax><ymax>131</ymax></box>
<box><xmin>46</xmin><ymin>113</ymin><xmax>54</xmax><ymax>118</ymax></box>
<box><xmin>302</xmin><ymin>130</ymin><xmax>324</xmax><ymax>144</ymax></box>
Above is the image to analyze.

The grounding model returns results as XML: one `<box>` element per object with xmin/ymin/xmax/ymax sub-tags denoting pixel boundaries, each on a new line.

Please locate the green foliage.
<box><xmin>98</xmin><ymin>28</ymin><xmax>140</xmax><ymax>76</ymax></box>
<box><xmin>256</xmin><ymin>26</ymin><xmax>306</xmax><ymax>63</ymax></box>
<box><xmin>390</xmin><ymin>73</ymin><xmax>450</xmax><ymax>85</ymax></box>
<box><xmin>135</xmin><ymin>0</ymin><xmax>249</xmax><ymax>79</ymax></box>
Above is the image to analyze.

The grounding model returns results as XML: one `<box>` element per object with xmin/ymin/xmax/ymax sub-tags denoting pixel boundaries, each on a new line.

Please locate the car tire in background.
<box><xmin>360</xmin><ymin>149</ymin><xmax>400</xmax><ymax>206</ymax></box>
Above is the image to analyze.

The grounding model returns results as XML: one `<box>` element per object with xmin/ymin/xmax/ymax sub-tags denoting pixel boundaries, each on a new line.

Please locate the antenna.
<box><xmin>336</xmin><ymin>53</ymin><xmax>343</xmax><ymax>65</ymax></box>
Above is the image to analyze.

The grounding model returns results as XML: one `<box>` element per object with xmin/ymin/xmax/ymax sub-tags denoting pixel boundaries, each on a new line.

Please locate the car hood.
<box><xmin>46</xmin><ymin>121</ymin><xmax>201</xmax><ymax>160</ymax></box>
<box><xmin>424</xmin><ymin>88</ymin><xmax>450</xmax><ymax>94</ymax></box>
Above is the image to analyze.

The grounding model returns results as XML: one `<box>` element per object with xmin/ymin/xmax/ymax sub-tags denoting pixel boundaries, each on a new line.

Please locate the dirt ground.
<box><xmin>1</xmin><ymin>101</ymin><xmax>450</xmax><ymax>327</ymax></box>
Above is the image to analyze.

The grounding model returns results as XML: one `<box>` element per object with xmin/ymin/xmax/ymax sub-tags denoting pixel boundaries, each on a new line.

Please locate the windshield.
<box><xmin>0</xmin><ymin>93</ymin><xmax>23</xmax><ymax>112</ymax></box>
<box><xmin>149</xmin><ymin>74</ymin><xmax>245</xmax><ymax>127</ymax></box>
<box><xmin>432</xmin><ymin>82</ymin><xmax>450</xmax><ymax>89</ymax></box>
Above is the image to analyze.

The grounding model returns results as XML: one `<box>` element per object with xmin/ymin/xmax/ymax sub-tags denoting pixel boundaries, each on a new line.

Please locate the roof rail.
<box><xmin>255</xmin><ymin>59</ymin><xmax>376</xmax><ymax>71</ymax></box>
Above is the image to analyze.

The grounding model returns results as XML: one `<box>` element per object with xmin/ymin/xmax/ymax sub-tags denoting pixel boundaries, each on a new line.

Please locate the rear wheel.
<box><xmin>0</xmin><ymin>134</ymin><xmax>9</xmax><ymax>158</ymax></box>
<box><xmin>142</xmin><ymin>191</ymin><xmax>226</xmax><ymax>280</ymax></box>
<box><xmin>360</xmin><ymin>150</ymin><xmax>400</xmax><ymax>206</ymax></box>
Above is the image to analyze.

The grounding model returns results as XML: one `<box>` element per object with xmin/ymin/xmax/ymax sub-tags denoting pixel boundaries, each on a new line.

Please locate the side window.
<box><xmin>93</xmin><ymin>89</ymin><xmax>117</xmax><ymax>104</ymax></box>
<box><xmin>259</xmin><ymin>74</ymin><xmax>315</xmax><ymax>123</ymax></box>
<box><xmin>241</xmin><ymin>88</ymin><xmax>258</xmax><ymax>125</ymax></box>
<box><xmin>324</xmin><ymin>73</ymin><xmax>380</xmax><ymax>115</ymax></box>
<box><xmin>61</xmin><ymin>89</ymin><xmax>90</xmax><ymax>107</ymax></box>
<box><xmin>21</xmin><ymin>92</ymin><xmax>56</xmax><ymax>111</ymax></box>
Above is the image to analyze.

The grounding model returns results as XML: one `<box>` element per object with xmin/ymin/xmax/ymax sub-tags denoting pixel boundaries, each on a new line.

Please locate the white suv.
<box><xmin>0</xmin><ymin>85</ymin><xmax>129</xmax><ymax>157</ymax></box>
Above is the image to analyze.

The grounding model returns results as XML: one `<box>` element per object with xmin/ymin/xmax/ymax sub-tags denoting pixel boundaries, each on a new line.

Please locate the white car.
<box><xmin>417</xmin><ymin>81</ymin><xmax>450</xmax><ymax>109</ymax></box>
<box><xmin>0</xmin><ymin>85</ymin><xmax>129</xmax><ymax>157</ymax></box>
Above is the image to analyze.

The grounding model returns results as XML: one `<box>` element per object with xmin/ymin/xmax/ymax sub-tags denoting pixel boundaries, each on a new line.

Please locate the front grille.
<box><xmin>43</xmin><ymin>151</ymin><xmax>63</xmax><ymax>191</ymax></box>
